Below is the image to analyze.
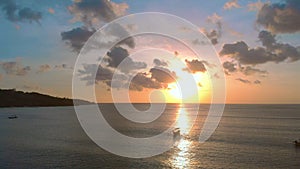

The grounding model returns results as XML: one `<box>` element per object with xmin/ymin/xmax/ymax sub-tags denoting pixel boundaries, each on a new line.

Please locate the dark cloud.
<box><xmin>240</xmin><ymin>66</ymin><xmax>267</xmax><ymax>76</ymax></box>
<box><xmin>0</xmin><ymin>61</ymin><xmax>30</xmax><ymax>76</ymax></box>
<box><xmin>106</xmin><ymin>46</ymin><xmax>128</xmax><ymax>67</ymax></box>
<box><xmin>153</xmin><ymin>59</ymin><xmax>168</xmax><ymax>67</ymax></box>
<box><xmin>183</xmin><ymin>59</ymin><xmax>207</xmax><ymax>73</ymax></box>
<box><xmin>61</xmin><ymin>23</ymin><xmax>134</xmax><ymax>53</ymax></box>
<box><xmin>223</xmin><ymin>61</ymin><xmax>237</xmax><ymax>74</ymax></box>
<box><xmin>61</xmin><ymin>27</ymin><xmax>95</xmax><ymax>53</ymax></box>
<box><xmin>68</xmin><ymin>0</ymin><xmax>128</xmax><ymax>27</ymax></box>
<box><xmin>78</xmin><ymin>64</ymin><xmax>115</xmax><ymax>86</ymax></box>
<box><xmin>235</xmin><ymin>78</ymin><xmax>251</xmax><ymax>84</ymax></box>
<box><xmin>220</xmin><ymin>41</ymin><xmax>275</xmax><ymax>65</ymax></box>
<box><xmin>222</xmin><ymin>60</ymin><xmax>267</xmax><ymax>76</ymax></box>
<box><xmin>257</xmin><ymin>0</ymin><xmax>300</xmax><ymax>33</ymax></box>
<box><xmin>0</xmin><ymin>0</ymin><xmax>42</xmax><ymax>23</ymax></box>
<box><xmin>258</xmin><ymin>30</ymin><xmax>276</xmax><ymax>49</ymax></box>
<box><xmin>130</xmin><ymin>73</ymin><xmax>163</xmax><ymax>91</ymax></box>
<box><xmin>220</xmin><ymin>31</ymin><xmax>300</xmax><ymax>65</ymax></box>
<box><xmin>150</xmin><ymin>67</ymin><xmax>177</xmax><ymax>84</ymax></box>
<box><xmin>54</xmin><ymin>64</ymin><xmax>71</xmax><ymax>69</ymax></box>
<box><xmin>106</xmin><ymin>46</ymin><xmax>147</xmax><ymax>73</ymax></box>
<box><xmin>202</xmin><ymin>29</ymin><xmax>221</xmax><ymax>45</ymax></box>
<box><xmin>258</xmin><ymin>30</ymin><xmax>300</xmax><ymax>62</ymax></box>
<box><xmin>62</xmin><ymin>0</ymin><xmax>131</xmax><ymax>52</ymax></box>
<box><xmin>254</xmin><ymin>80</ymin><xmax>261</xmax><ymax>84</ymax></box>
<box><xmin>203</xmin><ymin>13</ymin><xmax>222</xmax><ymax>45</ymax></box>
<box><xmin>78</xmin><ymin>63</ymin><xmax>166</xmax><ymax>91</ymax></box>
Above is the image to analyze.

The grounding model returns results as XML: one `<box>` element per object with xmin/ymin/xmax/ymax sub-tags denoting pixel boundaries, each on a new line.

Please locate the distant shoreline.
<box><xmin>0</xmin><ymin>89</ymin><xmax>92</xmax><ymax>108</ymax></box>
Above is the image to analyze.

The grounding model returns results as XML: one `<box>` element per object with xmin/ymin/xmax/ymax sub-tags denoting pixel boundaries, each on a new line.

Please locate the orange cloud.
<box><xmin>224</xmin><ymin>0</ymin><xmax>241</xmax><ymax>10</ymax></box>
<box><xmin>48</xmin><ymin>8</ymin><xmax>55</xmax><ymax>14</ymax></box>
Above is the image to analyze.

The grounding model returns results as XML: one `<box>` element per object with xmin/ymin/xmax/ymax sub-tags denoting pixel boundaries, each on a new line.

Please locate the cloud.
<box><xmin>106</xmin><ymin>46</ymin><xmax>147</xmax><ymax>73</ymax></box>
<box><xmin>48</xmin><ymin>8</ymin><xmax>55</xmax><ymax>14</ymax></box>
<box><xmin>183</xmin><ymin>59</ymin><xmax>207</xmax><ymax>73</ymax></box>
<box><xmin>61</xmin><ymin>23</ymin><xmax>134</xmax><ymax>53</ymax></box>
<box><xmin>254</xmin><ymin>80</ymin><xmax>261</xmax><ymax>84</ymax></box>
<box><xmin>0</xmin><ymin>61</ymin><xmax>31</xmax><ymax>76</ymax></box>
<box><xmin>258</xmin><ymin>30</ymin><xmax>300</xmax><ymax>62</ymax></box>
<box><xmin>54</xmin><ymin>64</ymin><xmax>70</xmax><ymax>69</ymax></box>
<box><xmin>247</xmin><ymin>0</ymin><xmax>264</xmax><ymax>11</ymax></box>
<box><xmin>220</xmin><ymin>31</ymin><xmax>300</xmax><ymax>65</ymax></box>
<box><xmin>110</xmin><ymin>1</ymin><xmax>128</xmax><ymax>17</ymax></box>
<box><xmin>107</xmin><ymin>23</ymin><xmax>135</xmax><ymax>48</ymax></box>
<box><xmin>0</xmin><ymin>0</ymin><xmax>42</xmax><ymax>23</ymax></box>
<box><xmin>256</xmin><ymin>0</ymin><xmax>300</xmax><ymax>33</ymax></box>
<box><xmin>202</xmin><ymin>29</ymin><xmax>220</xmax><ymax>45</ymax></box>
<box><xmin>78</xmin><ymin>63</ymin><xmax>167</xmax><ymax>91</ymax></box>
<box><xmin>235</xmin><ymin>78</ymin><xmax>251</xmax><ymax>84</ymax></box>
<box><xmin>150</xmin><ymin>67</ymin><xmax>177</xmax><ymax>84</ymax></box>
<box><xmin>240</xmin><ymin>66</ymin><xmax>267</xmax><ymax>76</ymax></box>
<box><xmin>62</xmin><ymin>1</ymin><xmax>131</xmax><ymax>52</ymax></box>
<box><xmin>220</xmin><ymin>41</ymin><xmax>273</xmax><ymax>65</ymax></box>
<box><xmin>192</xmin><ymin>39</ymin><xmax>206</xmax><ymax>45</ymax></box>
<box><xmin>68</xmin><ymin>0</ymin><xmax>128</xmax><ymax>27</ymax></box>
<box><xmin>223</xmin><ymin>61</ymin><xmax>237</xmax><ymax>74</ymax></box>
<box><xmin>224</xmin><ymin>0</ymin><xmax>241</xmax><ymax>10</ymax></box>
<box><xmin>235</xmin><ymin>78</ymin><xmax>262</xmax><ymax>85</ymax></box>
<box><xmin>130</xmin><ymin>73</ymin><xmax>163</xmax><ymax>91</ymax></box>
<box><xmin>202</xmin><ymin>13</ymin><xmax>222</xmax><ymax>45</ymax></box>
<box><xmin>153</xmin><ymin>59</ymin><xmax>168</xmax><ymax>67</ymax></box>
<box><xmin>206</xmin><ymin>13</ymin><xmax>222</xmax><ymax>24</ymax></box>
<box><xmin>61</xmin><ymin>27</ymin><xmax>95</xmax><ymax>53</ymax></box>
<box><xmin>78</xmin><ymin>64</ymin><xmax>115</xmax><ymax>86</ymax></box>
<box><xmin>37</xmin><ymin>64</ymin><xmax>51</xmax><ymax>73</ymax></box>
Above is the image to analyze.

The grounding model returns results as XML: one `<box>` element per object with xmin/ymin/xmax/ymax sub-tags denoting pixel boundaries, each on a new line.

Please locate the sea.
<box><xmin>0</xmin><ymin>104</ymin><xmax>299</xmax><ymax>169</ymax></box>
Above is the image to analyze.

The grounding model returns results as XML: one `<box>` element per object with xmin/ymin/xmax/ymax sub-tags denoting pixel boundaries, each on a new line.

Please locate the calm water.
<box><xmin>0</xmin><ymin>104</ymin><xmax>299</xmax><ymax>168</ymax></box>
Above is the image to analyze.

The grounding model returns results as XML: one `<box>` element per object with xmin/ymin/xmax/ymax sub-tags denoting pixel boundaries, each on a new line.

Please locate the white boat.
<box><xmin>8</xmin><ymin>114</ymin><xmax>18</xmax><ymax>119</ymax></box>
<box><xmin>173</xmin><ymin>127</ymin><xmax>180</xmax><ymax>138</ymax></box>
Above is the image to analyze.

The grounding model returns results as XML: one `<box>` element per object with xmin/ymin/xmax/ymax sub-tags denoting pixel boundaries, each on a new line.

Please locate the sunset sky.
<box><xmin>0</xmin><ymin>0</ymin><xmax>299</xmax><ymax>104</ymax></box>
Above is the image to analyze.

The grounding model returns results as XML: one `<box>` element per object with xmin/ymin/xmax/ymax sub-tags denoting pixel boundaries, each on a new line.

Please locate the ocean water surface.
<box><xmin>0</xmin><ymin>104</ymin><xmax>299</xmax><ymax>168</ymax></box>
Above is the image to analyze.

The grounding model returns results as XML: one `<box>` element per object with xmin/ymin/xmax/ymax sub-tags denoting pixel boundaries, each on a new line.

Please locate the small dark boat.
<box><xmin>294</xmin><ymin>140</ymin><xmax>300</xmax><ymax>147</ymax></box>
<box><xmin>8</xmin><ymin>115</ymin><xmax>18</xmax><ymax>119</ymax></box>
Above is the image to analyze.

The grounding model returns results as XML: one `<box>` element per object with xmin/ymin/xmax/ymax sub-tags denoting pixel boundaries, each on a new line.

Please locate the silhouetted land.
<box><xmin>0</xmin><ymin>89</ymin><xmax>92</xmax><ymax>107</ymax></box>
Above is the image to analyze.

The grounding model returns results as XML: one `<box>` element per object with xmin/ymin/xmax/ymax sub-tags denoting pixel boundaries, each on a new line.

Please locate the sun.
<box><xmin>163</xmin><ymin>72</ymin><xmax>210</xmax><ymax>103</ymax></box>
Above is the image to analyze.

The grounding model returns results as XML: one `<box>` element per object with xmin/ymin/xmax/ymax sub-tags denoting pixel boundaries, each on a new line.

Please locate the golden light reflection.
<box><xmin>171</xmin><ymin>106</ymin><xmax>194</xmax><ymax>169</ymax></box>
<box><xmin>175</xmin><ymin>107</ymin><xmax>192</xmax><ymax>135</ymax></box>
<box><xmin>172</xmin><ymin>139</ymin><xmax>192</xmax><ymax>169</ymax></box>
